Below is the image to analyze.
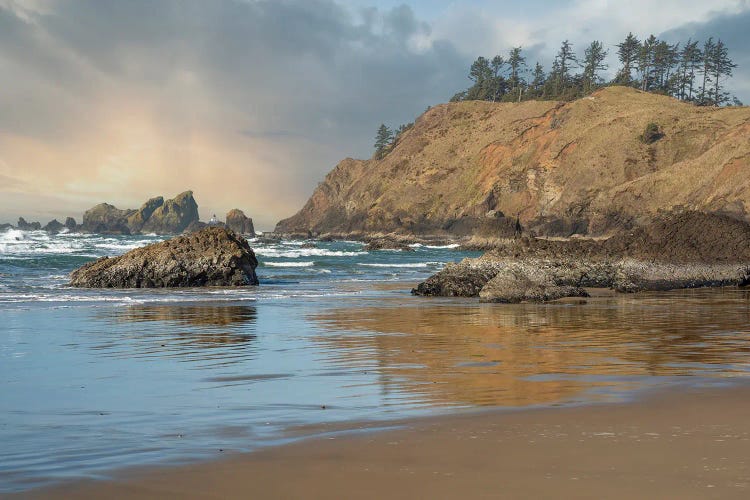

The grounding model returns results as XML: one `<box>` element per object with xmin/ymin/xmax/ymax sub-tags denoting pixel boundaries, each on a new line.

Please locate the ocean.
<box><xmin>2</xmin><ymin>228</ymin><xmax>750</xmax><ymax>492</ymax></box>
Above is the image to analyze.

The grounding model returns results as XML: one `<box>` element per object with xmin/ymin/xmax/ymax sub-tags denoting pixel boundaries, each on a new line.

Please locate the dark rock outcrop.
<box><xmin>364</xmin><ymin>238</ymin><xmax>415</xmax><ymax>252</ymax></box>
<box><xmin>80</xmin><ymin>203</ymin><xmax>133</xmax><ymax>234</ymax></box>
<box><xmin>64</xmin><ymin>217</ymin><xmax>78</xmax><ymax>231</ymax></box>
<box><xmin>0</xmin><ymin>223</ymin><xmax>12</xmax><ymax>231</ymax></box>
<box><xmin>42</xmin><ymin>219</ymin><xmax>65</xmax><ymax>233</ymax></box>
<box><xmin>127</xmin><ymin>196</ymin><xmax>164</xmax><ymax>233</ymax></box>
<box><xmin>415</xmin><ymin>212</ymin><xmax>750</xmax><ymax>302</ymax></box>
<box><xmin>225</xmin><ymin>209</ymin><xmax>255</xmax><ymax>236</ymax></box>
<box><xmin>69</xmin><ymin>227</ymin><xmax>259</xmax><ymax>288</ymax></box>
<box><xmin>140</xmin><ymin>191</ymin><xmax>199</xmax><ymax>234</ymax></box>
<box><xmin>17</xmin><ymin>217</ymin><xmax>41</xmax><ymax>231</ymax></box>
<box><xmin>80</xmin><ymin>191</ymin><xmax>200</xmax><ymax>235</ymax></box>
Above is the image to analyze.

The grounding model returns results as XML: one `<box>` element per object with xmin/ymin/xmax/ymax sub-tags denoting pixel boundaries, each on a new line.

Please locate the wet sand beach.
<box><xmin>19</xmin><ymin>382</ymin><xmax>750</xmax><ymax>499</ymax></box>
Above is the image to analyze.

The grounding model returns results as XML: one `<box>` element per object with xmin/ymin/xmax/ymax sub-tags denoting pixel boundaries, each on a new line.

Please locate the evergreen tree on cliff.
<box><xmin>374</xmin><ymin>124</ymin><xmax>394</xmax><ymax>160</ymax></box>
<box><xmin>615</xmin><ymin>33</ymin><xmax>640</xmax><ymax>85</ymax></box>
<box><xmin>582</xmin><ymin>40</ymin><xmax>608</xmax><ymax>93</ymax></box>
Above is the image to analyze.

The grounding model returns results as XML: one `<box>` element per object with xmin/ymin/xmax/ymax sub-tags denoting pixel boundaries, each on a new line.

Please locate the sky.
<box><xmin>1</xmin><ymin>0</ymin><xmax>748</xmax><ymax>229</ymax></box>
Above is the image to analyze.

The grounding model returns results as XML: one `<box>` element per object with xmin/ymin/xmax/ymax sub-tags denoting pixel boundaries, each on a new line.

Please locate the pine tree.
<box><xmin>699</xmin><ymin>37</ymin><xmax>716</xmax><ymax>105</ymax></box>
<box><xmin>582</xmin><ymin>40</ymin><xmax>608</xmax><ymax>93</ymax></box>
<box><xmin>677</xmin><ymin>39</ymin><xmax>702</xmax><ymax>100</ymax></box>
<box><xmin>638</xmin><ymin>35</ymin><xmax>658</xmax><ymax>91</ymax></box>
<box><xmin>507</xmin><ymin>47</ymin><xmax>527</xmax><ymax>90</ymax></box>
<box><xmin>530</xmin><ymin>62</ymin><xmax>546</xmax><ymax>97</ymax></box>
<box><xmin>490</xmin><ymin>55</ymin><xmax>505</xmax><ymax>101</ymax></box>
<box><xmin>374</xmin><ymin>124</ymin><xmax>394</xmax><ymax>159</ymax></box>
<box><xmin>711</xmin><ymin>39</ymin><xmax>737</xmax><ymax>106</ymax></box>
<box><xmin>616</xmin><ymin>33</ymin><xmax>640</xmax><ymax>86</ymax></box>
<box><xmin>553</xmin><ymin>40</ymin><xmax>577</xmax><ymax>95</ymax></box>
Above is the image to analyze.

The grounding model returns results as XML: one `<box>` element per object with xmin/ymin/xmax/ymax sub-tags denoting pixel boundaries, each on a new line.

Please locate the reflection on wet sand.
<box><xmin>90</xmin><ymin>304</ymin><xmax>258</xmax><ymax>364</ymax></box>
<box><xmin>311</xmin><ymin>288</ymin><xmax>750</xmax><ymax>407</ymax></box>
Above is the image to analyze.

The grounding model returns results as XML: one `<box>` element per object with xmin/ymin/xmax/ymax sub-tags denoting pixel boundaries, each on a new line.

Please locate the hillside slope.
<box><xmin>276</xmin><ymin>87</ymin><xmax>750</xmax><ymax>238</ymax></box>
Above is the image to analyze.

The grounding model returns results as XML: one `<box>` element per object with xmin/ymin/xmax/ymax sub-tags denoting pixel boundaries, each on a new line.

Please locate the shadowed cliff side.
<box><xmin>275</xmin><ymin>86</ymin><xmax>750</xmax><ymax>239</ymax></box>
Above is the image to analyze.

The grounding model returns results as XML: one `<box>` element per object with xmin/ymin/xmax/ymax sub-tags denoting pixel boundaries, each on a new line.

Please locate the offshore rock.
<box><xmin>69</xmin><ymin>227</ymin><xmax>259</xmax><ymax>288</ymax></box>
<box><xmin>64</xmin><ymin>217</ymin><xmax>78</xmax><ymax>231</ymax></box>
<box><xmin>17</xmin><ymin>217</ymin><xmax>41</xmax><ymax>231</ymax></box>
<box><xmin>139</xmin><ymin>191</ymin><xmax>199</xmax><ymax>234</ymax></box>
<box><xmin>127</xmin><ymin>196</ymin><xmax>164</xmax><ymax>233</ymax></box>
<box><xmin>42</xmin><ymin>219</ymin><xmax>65</xmax><ymax>233</ymax></box>
<box><xmin>80</xmin><ymin>191</ymin><xmax>200</xmax><ymax>235</ymax></box>
<box><xmin>363</xmin><ymin>237</ymin><xmax>415</xmax><ymax>252</ymax></box>
<box><xmin>80</xmin><ymin>203</ymin><xmax>133</xmax><ymax>234</ymax></box>
<box><xmin>225</xmin><ymin>209</ymin><xmax>256</xmax><ymax>236</ymax></box>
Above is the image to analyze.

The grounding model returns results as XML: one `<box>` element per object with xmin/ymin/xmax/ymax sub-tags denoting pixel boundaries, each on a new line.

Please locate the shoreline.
<box><xmin>15</xmin><ymin>379</ymin><xmax>750</xmax><ymax>499</ymax></box>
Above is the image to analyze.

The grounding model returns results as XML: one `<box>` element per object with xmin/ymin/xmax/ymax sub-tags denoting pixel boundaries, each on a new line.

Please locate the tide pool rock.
<box><xmin>69</xmin><ymin>227</ymin><xmax>259</xmax><ymax>288</ymax></box>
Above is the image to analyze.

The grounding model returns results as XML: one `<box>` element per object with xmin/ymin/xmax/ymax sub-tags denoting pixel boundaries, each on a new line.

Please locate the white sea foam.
<box><xmin>264</xmin><ymin>261</ymin><xmax>315</xmax><ymax>268</ymax></box>
<box><xmin>358</xmin><ymin>262</ymin><xmax>440</xmax><ymax>268</ymax></box>
<box><xmin>255</xmin><ymin>248</ymin><xmax>365</xmax><ymax>258</ymax></box>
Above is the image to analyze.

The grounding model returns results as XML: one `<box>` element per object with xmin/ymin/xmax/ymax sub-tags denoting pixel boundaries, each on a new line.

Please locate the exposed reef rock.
<box><xmin>414</xmin><ymin>212</ymin><xmax>750</xmax><ymax>302</ymax></box>
<box><xmin>42</xmin><ymin>219</ymin><xmax>65</xmax><ymax>233</ymax></box>
<box><xmin>225</xmin><ymin>209</ymin><xmax>256</xmax><ymax>236</ymax></box>
<box><xmin>80</xmin><ymin>191</ymin><xmax>199</xmax><ymax>235</ymax></box>
<box><xmin>276</xmin><ymin>87</ymin><xmax>750</xmax><ymax>239</ymax></box>
<box><xmin>0</xmin><ymin>223</ymin><xmax>12</xmax><ymax>231</ymax></box>
<box><xmin>69</xmin><ymin>227</ymin><xmax>259</xmax><ymax>288</ymax></box>
<box><xmin>363</xmin><ymin>237</ymin><xmax>415</xmax><ymax>252</ymax></box>
<box><xmin>17</xmin><ymin>217</ymin><xmax>41</xmax><ymax>231</ymax></box>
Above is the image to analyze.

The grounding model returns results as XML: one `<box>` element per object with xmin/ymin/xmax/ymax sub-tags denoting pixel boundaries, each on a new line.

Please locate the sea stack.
<box><xmin>69</xmin><ymin>227</ymin><xmax>259</xmax><ymax>288</ymax></box>
<box><xmin>225</xmin><ymin>209</ymin><xmax>256</xmax><ymax>236</ymax></box>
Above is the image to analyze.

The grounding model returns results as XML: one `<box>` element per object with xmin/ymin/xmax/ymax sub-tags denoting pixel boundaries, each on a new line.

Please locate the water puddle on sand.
<box><xmin>310</xmin><ymin>287</ymin><xmax>750</xmax><ymax>408</ymax></box>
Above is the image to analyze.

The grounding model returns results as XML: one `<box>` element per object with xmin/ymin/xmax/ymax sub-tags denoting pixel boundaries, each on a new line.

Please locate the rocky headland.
<box><xmin>69</xmin><ymin>227</ymin><xmax>259</xmax><ymax>288</ymax></box>
<box><xmin>276</xmin><ymin>86</ymin><xmax>750</xmax><ymax>241</ymax></box>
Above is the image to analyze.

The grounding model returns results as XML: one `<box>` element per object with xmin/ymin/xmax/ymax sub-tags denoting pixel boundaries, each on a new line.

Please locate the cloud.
<box><xmin>0</xmin><ymin>0</ymin><xmax>467</xmax><ymax>227</ymax></box>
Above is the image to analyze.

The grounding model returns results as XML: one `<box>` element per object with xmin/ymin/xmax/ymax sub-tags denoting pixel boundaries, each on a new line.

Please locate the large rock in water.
<box><xmin>17</xmin><ymin>217</ymin><xmax>41</xmax><ymax>231</ymax></box>
<box><xmin>80</xmin><ymin>203</ymin><xmax>134</xmax><ymax>234</ymax></box>
<box><xmin>80</xmin><ymin>191</ymin><xmax>200</xmax><ymax>235</ymax></box>
<box><xmin>140</xmin><ymin>191</ymin><xmax>199</xmax><ymax>234</ymax></box>
<box><xmin>225</xmin><ymin>209</ymin><xmax>255</xmax><ymax>236</ymax></box>
<box><xmin>69</xmin><ymin>227</ymin><xmax>259</xmax><ymax>288</ymax></box>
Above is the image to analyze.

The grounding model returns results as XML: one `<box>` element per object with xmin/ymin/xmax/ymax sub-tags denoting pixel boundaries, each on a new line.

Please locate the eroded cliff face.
<box><xmin>275</xmin><ymin>87</ymin><xmax>750</xmax><ymax>238</ymax></box>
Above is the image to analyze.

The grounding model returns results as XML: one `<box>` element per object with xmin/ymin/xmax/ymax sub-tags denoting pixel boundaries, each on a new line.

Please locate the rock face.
<box><xmin>64</xmin><ymin>217</ymin><xmax>77</xmax><ymax>231</ymax></box>
<box><xmin>80</xmin><ymin>191</ymin><xmax>200</xmax><ymax>235</ymax></box>
<box><xmin>17</xmin><ymin>217</ymin><xmax>41</xmax><ymax>231</ymax></box>
<box><xmin>225</xmin><ymin>209</ymin><xmax>255</xmax><ymax>236</ymax></box>
<box><xmin>42</xmin><ymin>219</ymin><xmax>65</xmax><ymax>233</ymax></box>
<box><xmin>80</xmin><ymin>203</ymin><xmax>133</xmax><ymax>234</ymax></box>
<box><xmin>69</xmin><ymin>227</ymin><xmax>259</xmax><ymax>288</ymax></box>
<box><xmin>276</xmin><ymin>87</ymin><xmax>750</xmax><ymax>239</ymax></box>
<box><xmin>140</xmin><ymin>192</ymin><xmax>199</xmax><ymax>234</ymax></box>
<box><xmin>414</xmin><ymin>212</ymin><xmax>750</xmax><ymax>302</ymax></box>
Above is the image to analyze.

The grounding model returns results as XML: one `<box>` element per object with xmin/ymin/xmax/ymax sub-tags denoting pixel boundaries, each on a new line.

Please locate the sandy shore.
<box><xmin>16</xmin><ymin>382</ymin><xmax>750</xmax><ymax>500</ymax></box>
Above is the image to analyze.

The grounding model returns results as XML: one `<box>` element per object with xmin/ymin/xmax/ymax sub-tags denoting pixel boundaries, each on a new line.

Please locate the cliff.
<box><xmin>276</xmin><ymin>87</ymin><xmax>750</xmax><ymax>238</ymax></box>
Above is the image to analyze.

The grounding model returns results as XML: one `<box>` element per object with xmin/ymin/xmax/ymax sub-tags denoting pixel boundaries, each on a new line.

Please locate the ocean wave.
<box><xmin>358</xmin><ymin>262</ymin><xmax>440</xmax><ymax>268</ymax></box>
<box><xmin>255</xmin><ymin>248</ymin><xmax>365</xmax><ymax>258</ymax></box>
<box><xmin>264</xmin><ymin>261</ymin><xmax>315</xmax><ymax>268</ymax></box>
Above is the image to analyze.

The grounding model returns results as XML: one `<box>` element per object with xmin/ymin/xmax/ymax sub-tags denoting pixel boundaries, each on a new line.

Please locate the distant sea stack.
<box><xmin>80</xmin><ymin>191</ymin><xmax>200</xmax><ymax>235</ymax></box>
<box><xmin>275</xmin><ymin>87</ymin><xmax>750</xmax><ymax>239</ymax></box>
<box><xmin>225</xmin><ymin>209</ymin><xmax>255</xmax><ymax>236</ymax></box>
<box><xmin>69</xmin><ymin>227</ymin><xmax>259</xmax><ymax>288</ymax></box>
